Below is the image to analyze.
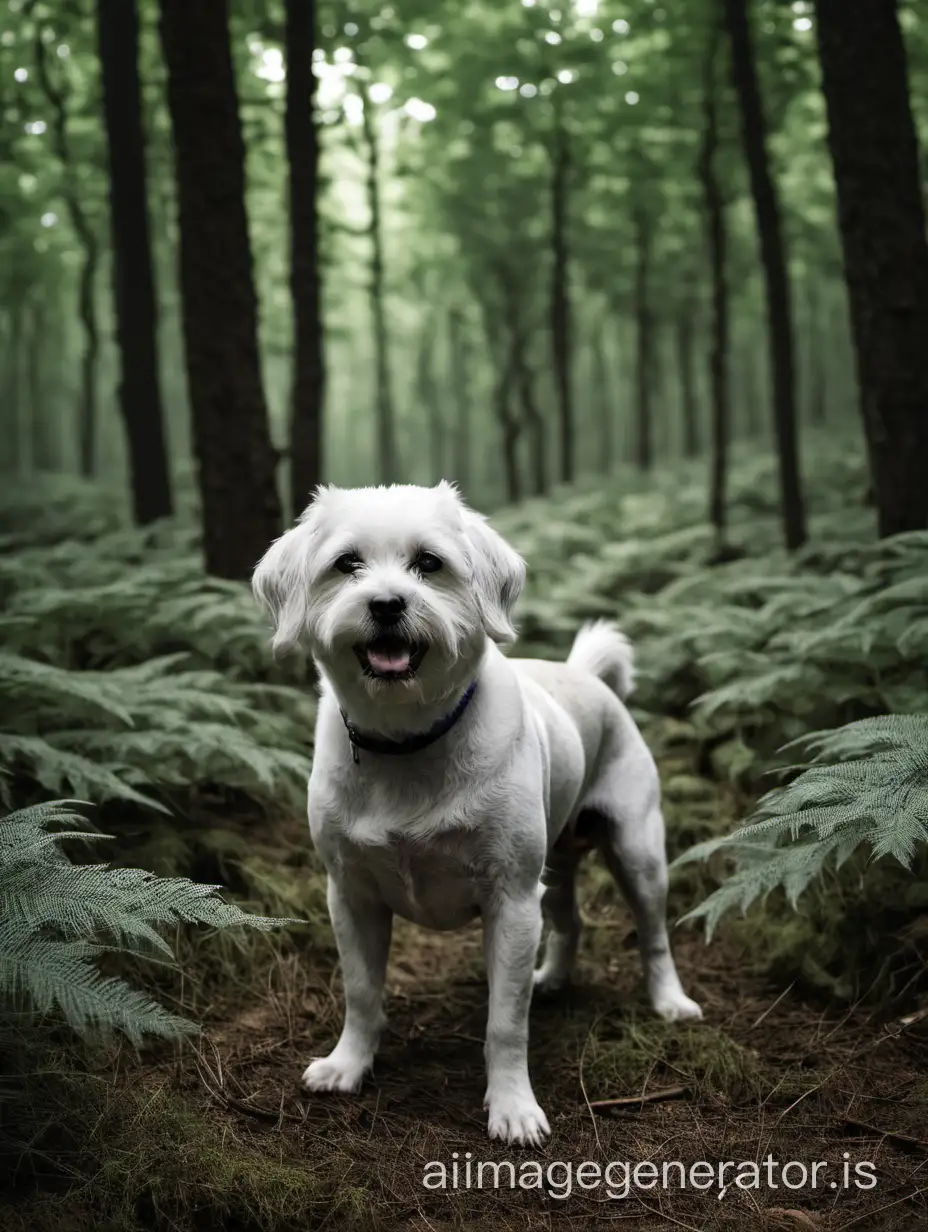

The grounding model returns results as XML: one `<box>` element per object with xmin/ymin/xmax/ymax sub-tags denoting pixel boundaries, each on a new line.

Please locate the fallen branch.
<box><xmin>842</xmin><ymin>1117</ymin><xmax>928</xmax><ymax>1154</ymax></box>
<box><xmin>589</xmin><ymin>1084</ymin><xmax>687</xmax><ymax>1111</ymax></box>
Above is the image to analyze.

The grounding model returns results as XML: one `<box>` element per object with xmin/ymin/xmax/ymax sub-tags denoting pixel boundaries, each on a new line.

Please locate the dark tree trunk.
<box><xmin>33</xmin><ymin>13</ymin><xmax>99</xmax><ymax>478</ymax></box>
<box><xmin>495</xmin><ymin>348</ymin><xmax>521</xmax><ymax>505</ymax></box>
<box><xmin>447</xmin><ymin>307</ymin><xmax>472</xmax><ymax>493</ymax></box>
<box><xmin>285</xmin><ymin>0</ymin><xmax>325</xmax><ymax>517</ymax></box>
<box><xmin>699</xmin><ymin>20</ymin><xmax>731</xmax><ymax>542</ymax></box>
<box><xmin>591</xmin><ymin>319</ymin><xmax>613</xmax><ymax>474</ymax></box>
<box><xmin>361</xmin><ymin>87</ymin><xmax>398</xmax><ymax>485</ymax></box>
<box><xmin>27</xmin><ymin>297</ymin><xmax>54</xmax><ymax>471</ymax></box>
<box><xmin>98</xmin><ymin>0</ymin><xmax>173</xmax><ymax>524</ymax></box>
<box><xmin>814</xmin><ymin>0</ymin><xmax>928</xmax><ymax>535</ymax></box>
<box><xmin>549</xmin><ymin>109</ymin><xmax>573</xmax><ymax>484</ymax></box>
<box><xmin>513</xmin><ymin>335</ymin><xmax>546</xmax><ymax>498</ymax></box>
<box><xmin>159</xmin><ymin>0</ymin><xmax>281</xmax><ymax>579</ymax></box>
<box><xmin>676</xmin><ymin>304</ymin><xmax>700</xmax><ymax>458</ymax></box>
<box><xmin>633</xmin><ymin>209</ymin><xmax>654</xmax><ymax>472</ymax></box>
<box><xmin>416</xmin><ymin>320</ymin><xmax>444</xmax><ymax>481</ymax></box>
<box><xmin>805</xmin><ymin>278</ymin><xmax>827</xmax><ymax>427</ymax></box>
<box><xmin>740</xmin><ymin>322</ymin><xmax>764</xmax><ymax>437</ymax></box>
<box><xmin>5</xmin><ymin>309</ymin><xmax>24</xmax><ymax>474</ymax></box>
<box><xmin>500</xmin><ymin>274</ymin><xmax>546</xmax><ymax>497</ymax></box>
<box><xmin>723</xmin><ymin>0</ymin><xmax>806</xmax><ymax>549</ymax></box>
<box><xmin>481</xmin><ymin>292</ymin><xmax>522</xmax><ymax>505</ymax></box>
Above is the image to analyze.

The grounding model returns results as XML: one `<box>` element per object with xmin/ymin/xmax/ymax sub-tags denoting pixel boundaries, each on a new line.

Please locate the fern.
<box><xmin>0</xmin><ymin>649</ymin><xmax>314</xmax><ymax>812</ymax></box>
<box><xmin>0</xmin><ymin>801</ymin><xmax>297</xmax><ymax>1045</ymax></box>
<box><xmin>673</xmin><ymin>715</ymin><xmax>928</xmax><ymax>939</ymax></box>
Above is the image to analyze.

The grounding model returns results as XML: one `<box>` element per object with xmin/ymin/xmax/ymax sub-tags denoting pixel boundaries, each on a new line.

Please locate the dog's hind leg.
<box><xmin>533</xmin><ymin>840</ymin><xmax>582</xmax><ymax>993</ymax></box>
<box><xmin>597</xmin><ymin>794</ymin><xmax>702</xmax><ymax>1022</ymax></box>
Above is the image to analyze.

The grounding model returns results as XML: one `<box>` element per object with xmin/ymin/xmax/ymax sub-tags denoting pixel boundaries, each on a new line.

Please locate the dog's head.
<box><xmin>252</xmin><ymin>482</ymin><xmax>525</xmax><ymax>704</ymax></box>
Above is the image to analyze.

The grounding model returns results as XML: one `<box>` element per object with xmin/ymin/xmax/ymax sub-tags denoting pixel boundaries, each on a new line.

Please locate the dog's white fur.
<box><xmin>252</xmin><ymin>481</ymin><xmax>701</xmax><ymax>1146</ymax></box>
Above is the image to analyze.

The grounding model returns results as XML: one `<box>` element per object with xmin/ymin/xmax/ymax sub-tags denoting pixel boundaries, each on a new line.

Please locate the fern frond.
<box><xmin>674</xmin><ymin>715</ymin><xmax>928</xmax><ymax>938</ymax></box>
<box><xmin>0</xmin><ymin>929</ymin><xmax>197</xmax><ymax>1046</ymax></box>
<box><xmin>0</xmin><ymin>801</ymin><xmax>300</xmax><ymax>1044</ymax></box>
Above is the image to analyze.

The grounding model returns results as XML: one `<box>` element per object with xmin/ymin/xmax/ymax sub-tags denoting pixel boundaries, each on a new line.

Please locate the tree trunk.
<box><xmin>499</xmin><ymin>272</ymin><xmax>546</xmax><ymax>497</ymax></box>
<box><xmin>159</xmin><ymin>0</ymin><xmax>281</xmax><ymax>579</ymax></box>
<box><xmin>676</xmin><ymin>305</ymin><xmax>700</xmax><ymax>458</ymax></box>
<box><xmin>98</xmin><ymin>0</ymin><xmax>173</xmax><ymax>524</ymax></box>
<box><xmin>805</xmin><ymin>276</ymin><xmax>827</xmax><ymax>427</ymax></box>
<box><xmin>591</xmin><ymin>318</ymin><xmax>613</xmax><ymax>474</ymax></box>
<box><xmin>814</xmin><ymin>0</ymin><xmax>928</xmax><ymax>535</ymax></box>
<box><xmin>549</xmin><ymin>108</ymin><xmax>573</xmax><ymax>484</ymax></box>
<box><xmin>495</xmin><ymin>347</ymin><xmax>521</xmax><ymax>505</ymax></box>
<box><xmin>33</xmin><ymin>13</ymin><xmax>99</xmax><ymax>479</ymax></box>
<box><xmin>447</xmin><ymin>306</ymin><xmax>472</xmax><ymax>494</ymax></box>
<box><xmin>699</xmin><ymin>19</ymin><xmax>731</xmax><ymax>542</ymax></box>
<box><xmin>6</xmin><ymin>309</ymin><xmax>25</xmax><ymax>474</ymax></box>
<box><xmin>723</xmin><ymin>0</ymin><xmax>805</xmax><ymax>549</ymax></box>
<box><xmin>27</xmin><ymin>297</ymin><xmax>54</xmax><ymax>471</ymax></box>
<box><xmin>361</xmin><ymin>87</ymin><xmax>398</xmax><ymax>485</ymax></box>
<box><xmin>416</xmin><ymin>319</ymin><xmax>444</xmax><ymax>481</ymax></box>
<box><xmin>285</xmin><ymin>0</ymin><xmax>325</xmax><ymax>517</ymax></box>
<box><xmin>633</xmin><ymin>209</ymin><xmax>654</xmax><ymax>472</ymax></box>
<box><xmin>513</xmin><ymin>335</ymin><xmax>546</xmax><ymax>498</ymax></box>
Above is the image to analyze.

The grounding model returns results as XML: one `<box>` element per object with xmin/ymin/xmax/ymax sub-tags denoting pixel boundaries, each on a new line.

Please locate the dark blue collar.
<box><xmin>340</xmin><ymin>681</ymin><xmax>478</xmax><ymax>764</ymax></box>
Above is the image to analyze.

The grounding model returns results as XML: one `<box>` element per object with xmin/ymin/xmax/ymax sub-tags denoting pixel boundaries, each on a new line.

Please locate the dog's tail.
<box><xmin>567</xmin><ymin>620</ymin><xmax>635</xmax><ymax>701</ymax></box>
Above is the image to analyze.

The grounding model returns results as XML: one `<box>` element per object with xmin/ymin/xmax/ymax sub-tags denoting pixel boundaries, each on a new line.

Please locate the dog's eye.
<box><xmin>414</xmin><ymin>552</ymin><xmax>443</xmax><ymax>575</ymax></box>
<box><xmin>334</xmin><ymin>553</ymin><xmax>362</xmax><ymax>574</ymax></box>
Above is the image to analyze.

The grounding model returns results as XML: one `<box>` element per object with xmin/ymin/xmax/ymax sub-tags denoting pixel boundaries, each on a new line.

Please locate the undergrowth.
<box><xmin>2</xmin><ymin>436</ymin><xmax>927</xmax><ymax>1228</ymax></box>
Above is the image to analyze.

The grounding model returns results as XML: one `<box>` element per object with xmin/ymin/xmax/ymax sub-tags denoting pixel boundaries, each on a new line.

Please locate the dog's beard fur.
<box><xmin>310</xmin><ymin>578</ymin><xmax>485</xmax><ymax>711</ymax></box>
<box><xmin>252</xmin><ymin>482</ymin><xmax>525</xmax><ymax>733</ymax></box>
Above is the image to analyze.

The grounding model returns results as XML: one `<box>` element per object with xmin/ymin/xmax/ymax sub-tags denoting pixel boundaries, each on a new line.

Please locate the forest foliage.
<box><xmin>1</xmin><ymin>2</ymin><xmax>928</xmax><ymax>1220</ymax></box>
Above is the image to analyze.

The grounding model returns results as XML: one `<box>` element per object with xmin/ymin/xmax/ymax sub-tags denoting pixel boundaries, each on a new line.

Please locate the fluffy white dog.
<box><xmin>252</xmin><ymin>481</ymin><xmax>701</xmax><ymax>1146</ymax></box>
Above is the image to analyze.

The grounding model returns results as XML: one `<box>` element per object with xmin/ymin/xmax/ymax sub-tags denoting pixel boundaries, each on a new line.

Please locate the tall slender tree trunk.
<box><xmin>495</xmin><ymin>346</ymin><xmax>522</xmax><ymax>505</ymax></box>
<box><xmin>549</xmin><ymin>105</ymin><xmax>573</xmax><ymax>484</ymax></box>
<box><xmin>447</xmin><ymin>307</ymin><xmax>472</xmax><ymax>493</ymax></box>
<box><xmin>591</xmin><ymin>318</ymin><xmax>613</xmax><ymax>474</ymax></box>
<box><xmin>285</xmin><ymin>0</ymin><xmax>325</xmax><ymax>517</ymax></box>
<box><xmin>699</xmin><ymin>19</ymin><xmax>731</xmax><ymax>542</ymax></box>
<box><xmin>676</xmin><ymin>302</ymin><xmax>700</xmax><ymax>458</ymax></box>
<box><xmin>32</xmin><ymin>14</ymin><xmax>99</xmax><ymax>478</ymax></box>
<box><xmin>499</xmin><ymin>271</ymin><xmax>546</xmax><ymax>497</ymax></box>
<box><xmin>805</xmin><ymin>276</ymin><xmax>827</xmax><ymax>427</ymax></box>
<box><xmin>98</xmin><ymin>0</ymin><xmax>173</xmax><ymax>524</ymax></box>
<box><xmin>27</xmin><ymin>297</ymin><xmax>54</xmax><ymax>471</ymax></box>
<box><xmin>360</xmin><ymin>87</ymin><xmax>398</xmax><ymax>485</ymax></box>
<box><xmin>159</xmin><ymin>0</ymin><xmax>281</xmax><ymax>579</ymax></box>
<box><xmin>723</xmin><ymin>0</ymin><xmax>805</xmax><ymax>549</ymax></box>
<box><xmin>740</xmin><ymin>320</ymin><xmax>764</xmax><ymax>437</ymax></box>
<box><xmin>633</xmin><ymin>209</ymin><xmax>654</xmax><ymax>472</ymax></box>
<box><xmin>416</xmin><ymin>319</ymin><xmax>444</xmax><ymax>481</ymax></box>
<box><xmin>814</xmin><ymin>0</ymin><xmax>928</xmax><ymax>535</ymax></box>
<box><xmin>7</xmin><ymin>309</ymin><xmax>25</xmax><ymax>474</ymax></box>
<box><xmin>513</xmin><ymin>336</ymin><xmax>546</xmax><ymax>498</ymax></box>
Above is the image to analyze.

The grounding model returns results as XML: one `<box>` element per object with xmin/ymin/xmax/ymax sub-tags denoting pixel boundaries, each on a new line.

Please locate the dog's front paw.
<box><xmin>653</xmin><ymin>991</ymin><xmax>703</xmax><ymax>1023</ymax></box>
<box><xmin>301</xmin><ymin>1052</ymin><xmax>370</xmax><ymax>1094</ymax></box>
<box><xmin>485</xmin><ymin>1091</ymin><xmax>551</xmax><ymax>1146</ymax></box>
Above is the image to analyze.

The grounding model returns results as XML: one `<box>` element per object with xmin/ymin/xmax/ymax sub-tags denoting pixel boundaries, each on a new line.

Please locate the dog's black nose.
<box><xmin>369</xmin><ymin>594</ymin><xmax>406</xmax><ymax>625</ymax></box>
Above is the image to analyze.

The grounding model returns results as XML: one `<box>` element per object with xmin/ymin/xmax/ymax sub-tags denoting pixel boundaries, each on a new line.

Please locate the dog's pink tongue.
<box><xmin>368</xmin><ymin>646</ymin><xmax>411</xmax><ymax>674</ymax></box>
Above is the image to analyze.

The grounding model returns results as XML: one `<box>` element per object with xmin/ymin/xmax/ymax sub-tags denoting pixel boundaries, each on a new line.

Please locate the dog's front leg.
<box><xmin>302</xmin><ymin>876</ymin><xmax>392</xmax><ymax>1094</ymax></box>
<box><xmin>482</xmin><ymin>891</ymin><xmax>550</xmax><ymax>1145</ymax></box>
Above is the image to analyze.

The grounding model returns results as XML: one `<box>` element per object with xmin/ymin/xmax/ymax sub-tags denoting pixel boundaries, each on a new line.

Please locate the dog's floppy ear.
<box><xmin>252</xmin><ymin>487</ymin><xmax>330</xmax><ymax>653</ymax></box>
<box><xmin>458</xmin><ymin>502</ymin><xmax>526</xmax><ymax>644</ymax></box>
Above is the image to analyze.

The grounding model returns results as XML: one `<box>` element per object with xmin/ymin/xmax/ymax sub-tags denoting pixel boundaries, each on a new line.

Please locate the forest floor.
<box><xmin>13</xmin><ymin>741</ymin><xmax>927</xmax><ymax>1232</ymax></box>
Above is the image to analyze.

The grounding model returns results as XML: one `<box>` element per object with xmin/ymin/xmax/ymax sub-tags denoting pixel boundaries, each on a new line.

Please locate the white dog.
<box><xmin>252</xmin><ymin>481</ymin><xmax>701</xmax><ymax>1146</ymax></box>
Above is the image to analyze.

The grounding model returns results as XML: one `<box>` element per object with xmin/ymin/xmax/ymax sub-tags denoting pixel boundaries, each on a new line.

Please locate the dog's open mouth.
<box><xmin>354</xmin><ymin>635</ymin><xmax>427</xmax><ymax>681</ymax></box>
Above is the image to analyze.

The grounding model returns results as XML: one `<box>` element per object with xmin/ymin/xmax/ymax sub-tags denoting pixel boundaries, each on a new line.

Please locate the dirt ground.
<box><xmin>166</xmin><ymin>860</ymin><xmax>928</xmax><ymax>1232</ymax></box>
